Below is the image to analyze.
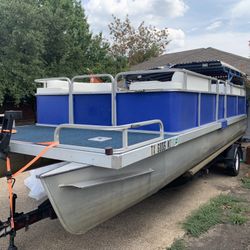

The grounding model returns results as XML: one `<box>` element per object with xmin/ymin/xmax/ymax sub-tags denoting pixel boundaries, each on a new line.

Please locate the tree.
<box><xmin>40</xmin><ymin>0</ymin><xmax>92</xmax><ymax>77</ymax></box>
<box><xmin>0</xmin><ymin>0</ymin><xmax>45</xmax><ymax>104</ymax></box>
<box><xmin>108</xmin><ymin>15</ymin><xmax>170</xmax><ymax>66</ymax></box>
<box><xmin>0</xmin><ymin>0</ymin><xmax>125</xmax><ymax>106</ymax></box>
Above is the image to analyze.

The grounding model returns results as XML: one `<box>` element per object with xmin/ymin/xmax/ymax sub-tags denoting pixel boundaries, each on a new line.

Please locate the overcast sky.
<box><xmin>82</xmin><ymin>0</ymin><xmax>250</xmax><ymax>58</ymax></box>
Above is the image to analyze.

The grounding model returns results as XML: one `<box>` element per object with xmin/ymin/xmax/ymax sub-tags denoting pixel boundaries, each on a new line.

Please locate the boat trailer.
<box><xmin>0</xmin><ymin>111</ymin><xmax>57</xmax><ymax>250</ymax></box>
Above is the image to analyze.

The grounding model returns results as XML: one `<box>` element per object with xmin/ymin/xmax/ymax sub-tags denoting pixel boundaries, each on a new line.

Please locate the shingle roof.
<box><xmin>131</xmin><ymin>47</ymin><xmax>250</xmax><ymax>78</ymax></box>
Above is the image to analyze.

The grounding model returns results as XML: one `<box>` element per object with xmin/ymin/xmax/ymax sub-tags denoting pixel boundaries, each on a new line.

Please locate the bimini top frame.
<box><xmin>172</xmin><ymin>60</ymin><xmax>247</xmax><ymax>86</ymax></box>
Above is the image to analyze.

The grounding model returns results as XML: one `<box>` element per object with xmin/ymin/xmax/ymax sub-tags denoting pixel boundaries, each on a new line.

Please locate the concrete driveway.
<box><xmin>0</xmin><ymin>166</ymin><xmax>240</xmax><ymax>250</ymax></box>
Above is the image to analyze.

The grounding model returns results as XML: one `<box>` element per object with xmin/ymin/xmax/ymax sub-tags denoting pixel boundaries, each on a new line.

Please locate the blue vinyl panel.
<box><xmin>117</xmin><ymin>92</ymin><xmax>198</xmax><ymax>132</ymax></box>
<box><xmin>200</xmin><ymin>94</ymin><xmax>216</xmax><ymax>125</ymax></box>
<box><xmin>227</xmin><ymin>95</ymin><xmax>237</xmax><ymax>117</ymax></box>
<box><xmin>238</xmin><ymin>96</ymin><xmax>246</xmax><ymax>115</ymax></box>
<box><xmin>218</xmin><ymin>95</ymin><xmax>224</xmax><ymax>119</ymax></box>
<box><xmin>37</xmin><ymin>95</ymin><xmax>69</xmax><ymax>125</ymax></box>
<box><xmin>73</xmin><ymin>94</ymin><xmax>112</xmax><ymax>125</ymax></box>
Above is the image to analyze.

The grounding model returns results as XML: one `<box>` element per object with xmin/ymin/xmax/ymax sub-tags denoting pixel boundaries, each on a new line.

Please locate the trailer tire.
<box><xmin>226</xmin><ymin>147</ymin><xmax>241</xmax><ymax>176</ymax></box>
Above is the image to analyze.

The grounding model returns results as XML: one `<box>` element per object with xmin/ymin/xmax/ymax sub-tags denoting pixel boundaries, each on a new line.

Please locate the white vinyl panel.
<box><xmin>186</xmin><ymin>74</ymin><xmax>209</xmax><ymax>91</ymax></box>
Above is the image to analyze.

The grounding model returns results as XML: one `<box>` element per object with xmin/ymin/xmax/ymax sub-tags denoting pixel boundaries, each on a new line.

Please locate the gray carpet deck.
<box><xmin>12</xmin><ymin>125</ymin><xmax>173</xmax><ymax>149</ymax></box>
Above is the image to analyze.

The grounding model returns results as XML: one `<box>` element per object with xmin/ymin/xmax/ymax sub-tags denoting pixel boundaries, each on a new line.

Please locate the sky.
<box><xmin>82</xmin><ymin>0</ymin><xmax>250</xmax><ymax>58</ymax></box>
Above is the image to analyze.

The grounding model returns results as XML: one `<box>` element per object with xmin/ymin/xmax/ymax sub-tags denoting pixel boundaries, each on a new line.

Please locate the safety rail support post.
<box><xmin>236</xmin><ymin>96</ymin><xmax>239</xmax><ymax>115</ymax></box>
<box><xmin>122</xmin><ymin>129</ymin><xmax>128</xmax><ymax>149</ymax></box>
<box><xmin>183</xmin><ymin>70</ymin><xmax>188</xmax><ymax>89</ymax></box>
<box><xmin>208</xmin><ymin>79</ymin><xmax>212</xmax><ymax>92</ymax></box>
<box><xmin>198</xmin><ymin>93</ymin><xmax>201</xmax><ymax>126</ymax></box>
<box><xmin>224</xmin><ymin>82</ymin><xmax>228</xmax><ymax>119</ymax></box>
<box><xmin>216</xmin><ymin>80</ymin><xmax>219</xmax><ymax>121</ymax></box>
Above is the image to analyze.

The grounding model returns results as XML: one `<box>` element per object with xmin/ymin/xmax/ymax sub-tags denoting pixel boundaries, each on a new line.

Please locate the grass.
<box><xmin>167</xmin><ymin>239</ymin><xmax>186</xmax><ymax>250</ymax></box>
<box><xmin>228</xmin><ymin>213</ymin><xmax>248</xmax><ymax>225</ymax></box>
<box><xmin>182</xmin><ymin>194</ymin><xmax>249</xmax><ymax>237</ymax></box>
<box><xmin>241</xmin><ymin>177</ymin><xmax>250</xmax><ymax>189</ymax></box>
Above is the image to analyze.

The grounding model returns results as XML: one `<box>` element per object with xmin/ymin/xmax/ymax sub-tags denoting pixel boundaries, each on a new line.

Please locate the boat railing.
<box><xmin>35</xmin><ymin>69</ymin><xmax>246</xmax><ymax>128</ymax></box>
<box><xmin>71</xmin><ymin>74</ymin><xmax>114</xmax><ymax>83</ymax></box>
<box><xmin>54</xmin><ymin>119</ymin><xmax>164</xmax><ymax>153</ymax></box>
<box><xmin>114</xmin><ymin>68</ymin><xmax>219</xmax><ymax>91</ymax></box>
<box><xmin>114</xmin><ymin>68</ymin><xmax>245</xmax><ymax>94</ymax></box>
<box><xmin>114</xmin><ymin>69</ymin><xmax>246</xmax><ymax>127</ymax></box>
<box><xmin>226</xmin><ymin>81</ymin><xmax>245</xmax><ymax>95</ymax></box>
<box><xmin>35</xmin><ymin>77</ymin><xmax>74</xmax><ymax>124</ymax></box>
<box><xmin>71</xmin><ymin>74</ymin><xmax>116</xmax><ymax>125</ymax></box>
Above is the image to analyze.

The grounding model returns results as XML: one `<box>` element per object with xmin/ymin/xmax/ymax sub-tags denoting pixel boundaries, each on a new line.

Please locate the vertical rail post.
<box><xmin>198</xmin><ymin>93</ymin><xmax>201</xmax><ymax>126</ymax></box>
<box><xmin>236</xmin><ymin>96</ymin><xmax>239</xmax><ymax>115</ymax></box>
<box><xmin>122</xmin><ymin>129</ymin><xmax>128</xmax><ymax>149</ymax></box>
<box><xmin>112</xmin><ymin>78</ymin><xmax>117</xmax><ymax>126</ymax></box>
<box><xmin>68</xmin><ymin>79</ymin><xmax>74</xmax><ymax>124</ymax></box>
<box><xmin>208</xmin><ymin>79</ymin><xmax>212</xmax><ymax>92</ymax></box>
<box><xmin>224</xmin><ymin>82</ymin><xmax>227</xmax><ymax>119</ymax></box>
<box><xmin>183</xmin><ymin>71</ymin><xmax>188</xmax><ymax>89</ymax></box>
<box><xmin>215</xmin><ymin>80</ymin><xmax>219</xmax><ymax>121</ymax></box>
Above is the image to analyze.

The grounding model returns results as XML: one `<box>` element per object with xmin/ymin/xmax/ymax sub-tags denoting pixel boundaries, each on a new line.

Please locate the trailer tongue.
<box><xmin>0</xmin><ymin>199</ymin><xmax>57</xmax><ymax>241</ymax></box>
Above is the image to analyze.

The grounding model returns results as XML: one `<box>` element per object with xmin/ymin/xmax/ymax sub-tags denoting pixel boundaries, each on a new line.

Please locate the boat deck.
<box><xmin>9</xmin><ymin>124</ymin><xmax>177</xmax><ymax>169</ymax></box>
<box><xmin>7</xmin><ymin>115</ymin><xmax>247</xmax><ymax>169</ymax></box>
<box><xmin>11</xmin><ymin>125</ymin><xmax>172</xmax><ymax>149</ymax></box>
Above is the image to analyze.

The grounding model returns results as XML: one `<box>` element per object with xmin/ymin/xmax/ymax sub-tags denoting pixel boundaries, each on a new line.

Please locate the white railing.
<box><xmin>54</xmin><ymin>119</ymin><xmax>164</xmax><ymax>153</ymax></box>
<box><xmin>35</xmin><ymin>68</ymin><xmax>246</xmax><ymax>128</ymax></box>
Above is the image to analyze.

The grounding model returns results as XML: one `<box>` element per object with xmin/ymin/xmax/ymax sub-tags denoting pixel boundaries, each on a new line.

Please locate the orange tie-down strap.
<box><xmin>6</xmin><ymin>141</ymin><xmax>59</xmax><ymax>229</ymax></box>
<box><xmin>2</xmin><ymin>129</ymin><xmax>17</xmax><ymax>134</ymax></box>
<box><xmin>12</xmin><ymin>141</ymin><xmax>59</xmax><ymax>178</ymax></box>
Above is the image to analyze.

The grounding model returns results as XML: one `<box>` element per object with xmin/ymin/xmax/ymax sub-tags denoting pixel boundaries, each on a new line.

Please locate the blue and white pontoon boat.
<box><xmin>0</xmin><ymin>61</ymin><xmax>247</xmax><ymax>247</ymax></box>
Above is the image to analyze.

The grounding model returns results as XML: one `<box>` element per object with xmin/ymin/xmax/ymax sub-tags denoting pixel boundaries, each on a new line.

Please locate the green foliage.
<box><xmin>241</xmin><ymin>177</ymin><xmax>250</xmax><ymax>189</ymax></box>
<box><xmin>0</xmin><ymin>0</ymin><xmax>124</xmax><ymax>105</ymax></box>
<box><xmin>183</xmin><ymin>194</ymin><xmax>248</xmax><ymax>237</ymax></box>
<box><xmin>40</xmin><ymin>0</ymin><xmax>92</xmax><ymax>77</ymax></box>
<box><xmin>167</xmin><ymin>239</ymin><xmax>186</xmax><ymax>250</ymax></box>
<box><xmin>228</xmin><ymin>213</ymin><xmax>248</xmax><ymax>225</ymax></box>
<box><xmin>183</xmin><ymin>199</ymin><xmax>222</xmax><ymax>237</ymax></box>
<box><xmin>108</xmin><ymin>15</ymin><xmax>169</xmax><ymax>67</ymax></box>
<box><xmin>0</xmin><ymin>0</ymin><xmax>45</xmax><ymax>104</ymax></box>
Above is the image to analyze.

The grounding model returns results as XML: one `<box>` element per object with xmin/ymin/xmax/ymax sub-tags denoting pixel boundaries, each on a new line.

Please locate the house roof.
<box><xmin>131</xmin><ymin>47</ymin><xmax>250</xmax><ymax>78</ymax></box>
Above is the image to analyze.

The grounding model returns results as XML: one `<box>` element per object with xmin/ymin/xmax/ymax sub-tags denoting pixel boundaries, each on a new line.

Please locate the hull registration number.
<box><xmin>151</xmin><ymin>141</ymin><xmax>168</xmax><ymax>155</ymax></box>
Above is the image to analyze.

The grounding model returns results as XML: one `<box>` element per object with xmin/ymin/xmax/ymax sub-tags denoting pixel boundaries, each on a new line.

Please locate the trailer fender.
<box><xmin>223</xmin><ymin>143</ymin><xmax>242</xmax><ymax>161</ymax></box>
<box><xmin>223</xmin><ymin>143</ymin><xmax>242</xmax><ymax>176</ymax></box>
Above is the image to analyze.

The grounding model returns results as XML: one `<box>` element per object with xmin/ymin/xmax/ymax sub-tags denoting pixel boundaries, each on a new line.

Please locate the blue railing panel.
<box><xmin>218</xmin><ymin>95</ymin><xmax>225</xmax><ymax>119</ymax></box>
<box><xmin>200</xmin><ymin>94</ymin><xmax>216</xmax><ymax>125</ymax></box>
<box><xmin>227</xmin><ymin>95</ymin><xmax>237</xmax><ymax>117</ymax></box>
<box><xmin>73</xmin><ymin>94</ymin><xmax>112</xmax><ymax>125</ymax></box>
<box><xmin>37</xmin><ymin>95</ymin><xmax>69</xmax><ymax>124</ymax></box>
<box><xmin>117</xmin><ymin>92</ymin><xmax>198</xmax><ymax>132</ymax></box>
<box><xmin>238</xmin><ymin>96</ymin><xmax>246</xmax><ymax>115</ymax></box>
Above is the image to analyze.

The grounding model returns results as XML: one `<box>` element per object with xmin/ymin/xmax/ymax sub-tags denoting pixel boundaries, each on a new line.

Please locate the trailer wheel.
<box><xmin>226</xmin><ymin>147</ymin><xmax>241</xmax><ymax>176</ymax></box>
